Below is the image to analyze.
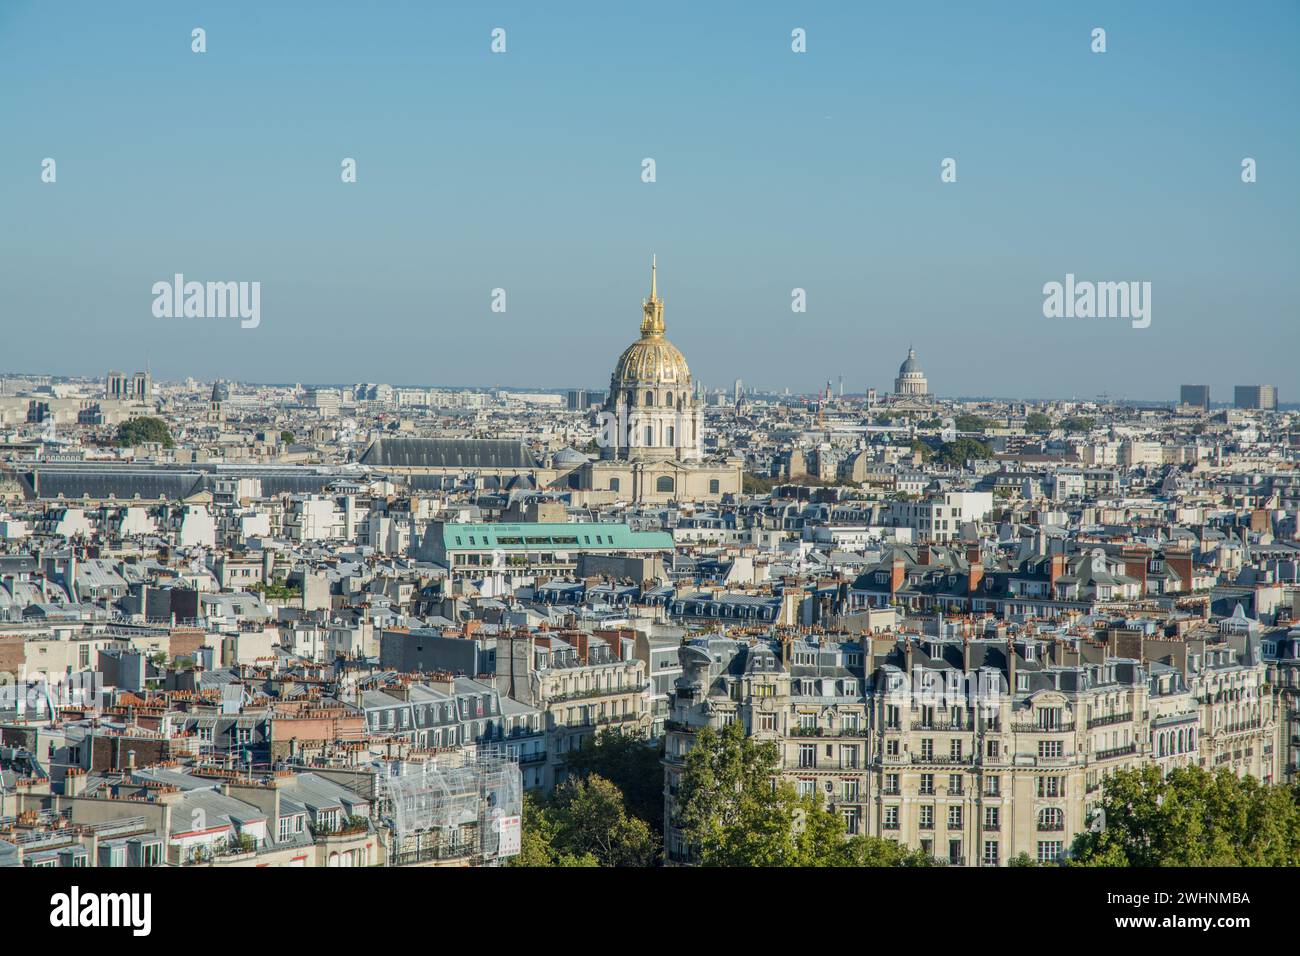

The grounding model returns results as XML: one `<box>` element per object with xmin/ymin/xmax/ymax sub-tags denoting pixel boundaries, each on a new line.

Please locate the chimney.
<box><xmin>890</xmin><ymin>556</ymin><xmax>905</xmax><ymax>594</ymax></box>
<box><xmin>127</xmin><ymin>749</ymin><xmax>136</xmax><ymax>771</ymax></box>
<box><xmin>64</xmin><ymin>768</ymin><xmax>87</xmax><ymax>797</ymax></box>
<box><xmin>968</xmin><ymin>561</ymin><xmax>984</xmax><ymax>594</ymax></box>
<box><xmin>966</xmin><ymin>545</ymin><xmax>981</xmax><ymax>565</ymax></box>
<box><xmin>1049</xmin><ymin>553</ymin><xmax>1068</xmax><ymax>591</ymax></box>
<box><xmin>917</xmin><ymin>545</ymin><xmax>931</xmax><ymax>566</ymax></box>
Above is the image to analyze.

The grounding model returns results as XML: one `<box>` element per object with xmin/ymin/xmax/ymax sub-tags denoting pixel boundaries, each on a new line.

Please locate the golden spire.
<box><xmin>641</xmin><ymin>254</ymin><xmax>665</xmax><ymax>337</ymax></box>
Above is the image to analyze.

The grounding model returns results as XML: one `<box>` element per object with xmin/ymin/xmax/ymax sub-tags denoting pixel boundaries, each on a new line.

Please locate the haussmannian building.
<box><xmin>663</xmin><ymin>625</ymin><xmax>1278</xmax><ymax>866</ymax></box>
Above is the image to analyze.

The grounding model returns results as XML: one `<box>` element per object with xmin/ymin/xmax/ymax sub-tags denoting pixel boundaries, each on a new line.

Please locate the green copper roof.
<box><xmin>440</xmin><ymin>522</ymin><xmax>672</xmax><ymax>551</ymax></box>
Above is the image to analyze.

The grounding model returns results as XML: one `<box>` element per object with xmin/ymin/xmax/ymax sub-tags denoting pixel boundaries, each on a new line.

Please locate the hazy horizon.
<box><xmin>2</xmin><ymin>1</ymin><xmax>1296</xmax><ymax>401</ymax></box>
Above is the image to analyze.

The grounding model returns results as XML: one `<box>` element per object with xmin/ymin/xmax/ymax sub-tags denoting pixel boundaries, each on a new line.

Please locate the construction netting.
<box><xmin>380</xmin><ymin>751</ymin><xmax>522</xmax><ymax>864</ymax></box>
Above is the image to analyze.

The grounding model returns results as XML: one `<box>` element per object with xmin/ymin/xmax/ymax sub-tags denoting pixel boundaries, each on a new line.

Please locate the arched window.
<box><xmin>644</xmin><ymin>426</ymin><xmax>654</xmax><ymax>446</ymax></box>
<box><xmin>666</xmin><ymin>425</ymin><xmax>675</xmax><ymax>446</ymax></box>
<box><xmin>656</xmin><ymin>476</ymin><xmax>675</xmax><ymax>493</ymax></box>
<box><xmin>645</xmin><ymin>391</ymin><xmax>654</xmax><ymax>406</ymax></box>
<box><xmin>609</xmin><ymin>477</ymin><xmax>620</xmax><ymax>492</ymax></box>
<box><xmin>667</xmin><ymin>392</ymin><xmax>675</xmax><ymax>407</ymax></box>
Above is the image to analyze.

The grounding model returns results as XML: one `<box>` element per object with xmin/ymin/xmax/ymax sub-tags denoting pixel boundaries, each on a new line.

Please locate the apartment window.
<box><xmin>840</xmin><ymin>745</ymin><xmax>859</xmax><ymax>770</ymax></box>
<box><xmin>884</xmin><ymin>805</ymin><xmax>899</xmax><ymax>830</ymax></box>
<box><xmin>919</xmin><ymin>805</ymin><xmax>934</xmax><ymax>829</ymax></box>
<box><xmin>758</xmin><ymin>713</ymin><xmax>776</xmax><ymax>732</ymax></box>
<box><xmin>1038</xmin><ymin>776</ymin><xmax>1063</xmax><ymax>798</ymax></box>
<box><xmin>919</xmin><ymin>773</ymin><xmax>935</xmax><ymax>796</ymax></box>
<box><xmin>920</xmin><ymin>738</ymin><xmax>934</xmax><ymax>760</ymax></box>
<box><xmin>885</xmin><ymin>739</ymin><xmax>900</xmax><ymax>758</ymax></box>
<box><xmin>1038</xmin><ymin>740</ymin><xmax>1062</xmax><ymax>759</ymax></box>
<box><xmin>843</xmin><ymin>809</ymin><xmax>860</xmax><ymax>835</ymax></box>
<box><xmin>884</xmin><ymin>705</ymin><xmax>901</xmax><ymax>729</ymax></box>
<box><xmin>798</xmin><ymin>744</ymin><xmax>816</xmax><ymax>769</ymax></box>
<box><xmin>884</xmin><ymin>773</ymin><xmax>900</xmax><ymax>795</ymax></box>
<box><xmin>986</xmin><ymin>738</ymin><xmax>998</xmax><ymax>757</ymax></box>
<box><xmin>797</xmin><ymin>779</ymin><xmax>815</xmax><ymax>798</ymax></box>
<box><xmin>1039</xmin><ymin>807</ymin><xmax>1065</xmax><ymax>831</ymax></box>
<box><xmin>1037</xmin><ymin>841</ymin><xmax>1063</xmax><ymax>863</ymax></box>
<box><xmin>983</xmin><ymin>806</ymin><xmax>1000</xmax><ymax>830</ymax></box>
<box><xmin>985</xmin><ymin>775</ymin><xmax>1001</xmax><ymax>796</ymax></box>
<box><xmin>841</xmin><ymin>779</ymin><xmax>860</xmax><ymax>802</ymax></box>
<box><xmin>982</xmin><ymin>840</ymin><xmax>999</xmax><ymax>866</ymax></box>
<box><xmin>947</xmin><ymin>773</ymin><xmax>962</xmax><ymax>795</ymax></box>
<box><xmin>947</xmin><ymin>806</ymin><xmax>963</xmax><ymax>829</ymax></box>
<box><xmin>949</xmin><ymin>739</ymin><xmax>963</xmax><ymax>760</ymax></box>
<box><xmin>1037</xmin><ymin>707</ymin><xmax>1064</xmax><ymax>731</ymax></box>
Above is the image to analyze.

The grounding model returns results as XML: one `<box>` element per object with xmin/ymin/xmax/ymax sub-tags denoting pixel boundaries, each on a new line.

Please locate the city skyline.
<box><xmin>2</xmin><ymin>1</ymin><xmax>1297</xmax><ymax>399</ymax></box>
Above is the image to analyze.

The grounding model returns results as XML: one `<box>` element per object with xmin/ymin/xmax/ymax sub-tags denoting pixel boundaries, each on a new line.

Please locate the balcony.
<box><xmin>1037</xmin><ymin>821</ymin><xmax>1066</xmax><ymax>832</ymax></box>
<box><xmin>1011</xmin><ymin>722</ymin><xmax>1075</xmax><ymax>733</ymax></box>
<box><xmin>1094</xmin><ymin>743</ymin><xmax>1137</xmax><ymax>761</ymax></box>
<box><xmin>791</xmin><ymin>726</ymin><xmax>824</xmax><ymax>737</ymax></box>
<box><xmin>1087</xmin><ymin>713</ymin><xmax>1133</xmax><ymax>729</ymax></box>
<box><xmin>911</xmin><ymin>753</ymin><xmax>971</xmax><ymax>766</ymax></box>
<box><xmin>911</xmin><ymin>720</ymin><xmax>964</xmax><ymax>731</ymax></box>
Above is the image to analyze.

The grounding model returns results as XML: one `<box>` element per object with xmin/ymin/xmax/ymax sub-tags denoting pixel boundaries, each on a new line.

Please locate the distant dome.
<box><xmin>552</xmin><ymin>447</ymin><xmax>590</xmax><ymax>466</ymax></box>
<box><xmin>899</xmin><ymin>349</ymin><xmax>922</xmax><ymax>375</ymax></box>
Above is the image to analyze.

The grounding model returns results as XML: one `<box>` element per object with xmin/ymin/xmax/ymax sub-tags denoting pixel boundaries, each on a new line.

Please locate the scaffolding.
<box><xmin>380</xmin><ymin>751</ymin><xmax>522</xmax><ymax>866</ymax></box>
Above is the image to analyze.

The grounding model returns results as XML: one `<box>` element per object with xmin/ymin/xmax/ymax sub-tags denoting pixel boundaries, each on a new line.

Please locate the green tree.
<box><xmin>743</xmin><ymin>473</ymin><xmax>777</xmax><ymax>494</ymax></box>
<box><xmin>841</xmin><ymin>834</ymin><xmax>941</xmax><ymax>866</ymax></box>
<box><xmin>1060</xmin><ymin>416</ymin><xmax>1095</xmax><ymax>433</ymax></box>
<box><xmin>934</xmin><ymin>437</ymin><xmax>992</xmax><ymax>467</ymax></box>
<box><xmin>1068</xmin><ymin>764</ymin><xmax>1300</xmax><ymax>867</ymax></box>
<box><xmin>511</xmin><ymin>793</ymin><xmax>599</xmax><ymax>867</ymax></box>
<box><xmin>909</xmin><ymin>440</ymin><xmax>934</xmax><ymax>463</ymax></box>
<box><xmin>1025</xmin><ymin>412</ymin><xmax>1054</xmax><ymax>432</ymax></box>
<box><xmin>547</xmin><ymin>775</ymin><xmax>658</xmax><ymax>866</ymax></box>
<box><xmin>116</xmin><ymin>417</ymin><xmax>174</xmax><ymax>448</ymax></box>
<box><xmin>280</xmin><ymin>430</ymin><xmax>295</xmax><ymax>444</ymax></box>
<box><xmin>563</xmin><ymin>729</ymin><xmax>664</xmax><ymax>834</ymax></box>
<box><xmin>953</xmin><ymin>414</ymin><xmax>992</xmax><ymax>432</ymax></box>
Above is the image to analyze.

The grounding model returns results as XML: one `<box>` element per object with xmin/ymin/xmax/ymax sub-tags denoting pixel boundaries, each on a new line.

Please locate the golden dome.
<box><xmin>613</xmin><ymin>335</ymin><xmax>691</xmax><ymax>385</ymax></box>
<box><xmin>610</xmin><ymin>256</ymin><xmax>692</xmax><ymax>386</ymax></box>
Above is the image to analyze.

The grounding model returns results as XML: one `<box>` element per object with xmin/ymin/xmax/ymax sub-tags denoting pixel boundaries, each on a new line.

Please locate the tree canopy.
<box><xmin>1069</xmin><ymin>764</ymin><xmax>1300</xmax><ymax>867</ymax></box>
<box><xmin>116</xmin><ymin>416</ymin><xmax>174</xmax><ymax>448</ymax></box>
<box><xmin>1025</xmin><ymin>411</ymin><xmax>1054</xmax><ymax>432</ymax></box>
<box><xmin>676</xmin><ymin>721</ymin><xmax>937</xmax><ymax>867</ymax></box>
<box><xmin>934</xmin><ymin>437</ymin><xmax>993</xmax><ymax>467</ymax></box>
<box><xmin>563</xmin><ymin>729</ymin><xmax>664</xmax><ymax>835</ymax></box>
<box><xmin>510</xmin><ymin>775</ymin><xmax>657</xmax><ymax>867</ymax></box>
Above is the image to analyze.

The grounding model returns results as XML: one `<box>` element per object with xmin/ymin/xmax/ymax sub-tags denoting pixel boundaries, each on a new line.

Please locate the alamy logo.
<box><xmin>1042</xmin><ymin>273</ymin><xmax>1150</xmax><ymax>329</ymax></box>
<box><xmin>152</xmin><ymin>274</ymin><xmax>260</xmax><ymax>329</ymax></box>
<box><xmin>50</xmin><ymin>887</ymin><xmax>152</xmax><ymax>937</ymax></box>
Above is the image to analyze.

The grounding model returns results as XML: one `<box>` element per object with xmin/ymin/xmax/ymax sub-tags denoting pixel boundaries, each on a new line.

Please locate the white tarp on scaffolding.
<box><xmin>380</xmin><ymin>751</ymin><xmax>522</xmax><ymax>863</ymax></box>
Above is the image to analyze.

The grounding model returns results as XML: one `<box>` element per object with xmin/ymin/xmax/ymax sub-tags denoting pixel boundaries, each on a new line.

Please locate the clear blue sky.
<box><xmin>1</xmin><ymin>0</ymin><xmax>1296</xmax><ymax>401</ymax></box>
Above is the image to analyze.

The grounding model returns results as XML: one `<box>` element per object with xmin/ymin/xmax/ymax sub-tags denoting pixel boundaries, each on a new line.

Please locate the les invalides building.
<box><xmin>574</xmin><ymin>259</ymin><xmax>742</xmax><ymax>504</ymax></box>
